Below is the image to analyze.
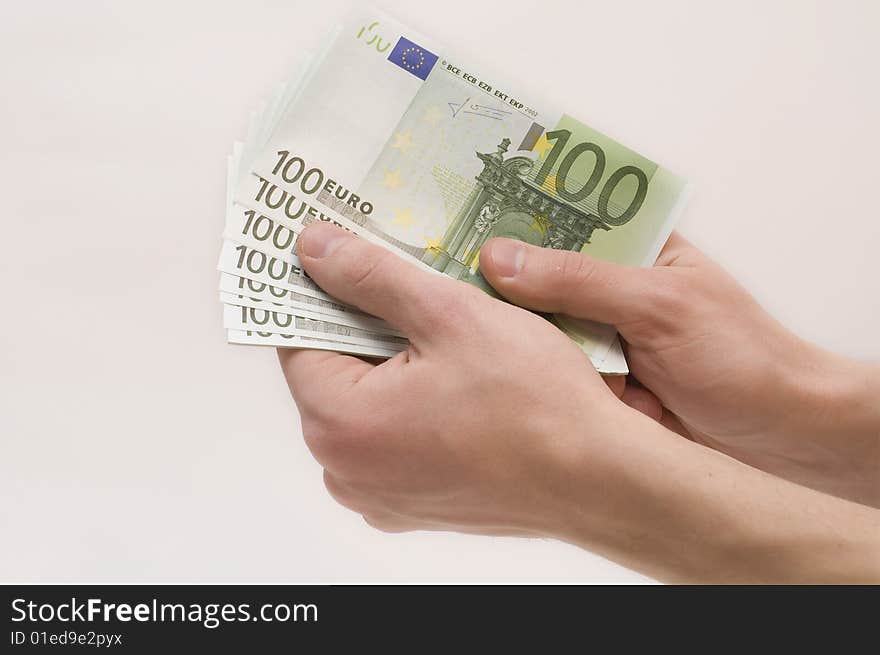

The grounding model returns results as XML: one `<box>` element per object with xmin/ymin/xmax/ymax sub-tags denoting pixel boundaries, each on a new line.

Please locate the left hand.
<box><xmin>276</xmin><ymin>223</ymin><xmax>880</xmax><ymax>584</ymax></box>
<box><xmin>477</xmin><ymin>233</ymin><xmax>880</xmax><ymax>507</ymax></box>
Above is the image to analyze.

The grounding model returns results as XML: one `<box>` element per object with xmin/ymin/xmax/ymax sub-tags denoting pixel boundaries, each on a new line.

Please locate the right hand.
<box><xmin>479</xmin><ymin>233</ymin><xmax>880</xmax><ymax>506</ymax></box>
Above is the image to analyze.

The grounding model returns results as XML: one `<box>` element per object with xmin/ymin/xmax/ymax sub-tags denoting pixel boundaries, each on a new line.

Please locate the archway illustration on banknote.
<box><xmin>420</xmin><ymin>138</ymin><xmax>612</xmax><ymax>289</ymax></box>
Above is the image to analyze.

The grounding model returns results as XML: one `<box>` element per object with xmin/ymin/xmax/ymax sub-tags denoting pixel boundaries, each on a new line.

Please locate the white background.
<box><xmin>1</xmin><ymin>0</ymin><xmax>877</xmax><ymax>583</ymax></box>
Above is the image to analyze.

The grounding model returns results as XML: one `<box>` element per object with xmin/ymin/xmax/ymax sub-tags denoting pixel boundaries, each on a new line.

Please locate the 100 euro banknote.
<box><xmin>235</xmin><ymin>10</ymin><xmax>690</xmax><ymax>372</ymax></box>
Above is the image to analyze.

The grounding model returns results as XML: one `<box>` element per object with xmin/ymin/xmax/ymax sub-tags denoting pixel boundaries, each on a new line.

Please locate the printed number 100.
<box><xmin>533</xmin><ymin>129</ymin><xmax>649</xmax><ymax>226</ymax></box>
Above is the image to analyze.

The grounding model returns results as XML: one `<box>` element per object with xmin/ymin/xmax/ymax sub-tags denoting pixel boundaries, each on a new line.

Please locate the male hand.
<box><xmin>479</xmin><ymin>234</ymin><xmax>880</xmax><ymax>506</ymax></box>
<box><xmin>277</xmin><ymin>223</ymin><xmax>880</xmax><ymax>582</ymax></box>
<box><xmin>277</xmin><ymin>222</ymin><xmax>672</xmax><ymax>538</ymax></box>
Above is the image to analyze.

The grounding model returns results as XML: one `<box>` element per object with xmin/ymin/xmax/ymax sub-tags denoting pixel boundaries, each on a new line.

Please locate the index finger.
<box><xmin>277</xmin><ymin>348</ymin><xmax>372</xmax><ymax>413</ymax></box>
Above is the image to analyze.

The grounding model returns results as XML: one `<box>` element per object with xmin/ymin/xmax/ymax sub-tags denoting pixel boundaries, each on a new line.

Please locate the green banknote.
<box><xmin>219</xmin><ymin>277</ymin><xmax>401</xmax><ymax>335</ymax></box>
<box><xmin>222</xmin><ymin>303</ymin><xmax>408</xmax><ymax>351</ymax></box>
<box><xmin>233</xmin><ymin>11</ymin><xmax>690</xmax><ymax>373</ymax></box>
<box><xmin>227</xmin><ymin>328</ymin><xmax>403</xmax><ymax>359</ymax></box>
<box><xmin>222</xmin><ymin>140</ymin><xmax>401</xmax><ymax>338</ymax></box>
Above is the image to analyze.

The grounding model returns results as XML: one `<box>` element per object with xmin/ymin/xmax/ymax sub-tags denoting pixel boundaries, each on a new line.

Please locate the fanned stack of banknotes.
<box><xmin>218</xmin><ymin>10</ymin><xmax>690</xmax><ymax>374</ymax></box>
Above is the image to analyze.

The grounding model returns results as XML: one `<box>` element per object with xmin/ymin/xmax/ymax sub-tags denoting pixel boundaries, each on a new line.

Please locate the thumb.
<box><xmin>479</xmin><ymin>238</ymin><xmax>662</xmax><ymax>327</ymax></box>
<box><xmin>297</xmin><ymin>222</ymin><xmax>471</xmax><ymax>341</ymax></box>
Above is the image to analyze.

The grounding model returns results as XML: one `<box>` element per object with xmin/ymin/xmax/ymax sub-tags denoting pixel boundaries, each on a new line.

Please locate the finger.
<box><xmin>655</xmin><ymin>231</ymin><xmax>702</xmax><ymax>267</ymax></box>
<box><xmin>323</xmin><ymin>470</ymin><xmax>377</xmax><ymax>515</ymax></box>
<box><xmin>660</xmin><ymin>411</ymin><xmax>701</xmax><ymax>442</ymax></box>
<box><xmin>297</xmin><ymin>222</ymin><xmax>474</xmax><ymax>341</ymax></box>
<box><xmin>323</xmin><ymin>473</ymin><xmax>421</xmax><ymax>535</ymax></box>
<box><xmin>479</xmin><ymin>238</ymin><xmax>660</xmax><ymax>326</ymax></box>
<box><xmin>362</xmin><ymin>513</ymin><xmax>420</xmax><ymax>534</ymax></box>
<box><xmin>278</xmin><ymin>348</ymin><xmax>372</xmax><ymax>413</ymax></box>
<box><xmin>603</xmin><ymin>374</ymin><xmax>626</xmax><ymax>398</ymax></box>
<box><xmin>619</xmin><ymin>385</ymin><xmax>663</xmax><ymax>422</ymax></box>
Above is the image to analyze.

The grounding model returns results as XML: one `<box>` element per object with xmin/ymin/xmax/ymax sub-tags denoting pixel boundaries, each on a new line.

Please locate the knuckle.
<box><xmin>330</xmin><ymin>489</ymin><xmax>369</xmax><ymax>515</ymax></box>
<box><xmin>559</xmin><ymin>250</ymin><xmax>594</xmax><ymax>288</ymax></box>
<box><xmin>322</xmin><ymin>474</ymin><xmax>364</xmax><ymax>512</ymax></box>
<box><xmin>292</xmin><ymin>386</ymin><xmax>328</xmax><ymax>420</ymax></box>
<box><xmin>343</xmin><ymin>246</ymin><xmax>394</xmax><ymax>292</ymax></box>
<box><xmin>363</xmin><ymin>513</ymin><xmax>408</xmax><ymax>534</ymax></box>
<box><xmin>381</xmin><ymin>493</ymin><xmax>419</xmax><ymax>518</ymax></box>
<box><xmin>300</xmin><ymin>396</ymin><xmax>387</xmax><ymax>471</ymax></box>
<box><xmin>454</xmin><ymin>287</ymin><xmax>487</xmax><ymax>332</ymax></box>
<box><xmin>557</xmin><ymin>251</ymin><xmax>595</xmax><ymax>312</ymax></box>
<box><xmin>300</xmin><ymin>417</ymin><xmax>335</xmax><ymax>464</ymax></box>
<box><xmin>300</xmin><ymin>411</ymin><xmax>358</xmax><ymax>467</ymax></box>
<box><xmin>407</xmin><ymin>279</ymin><xmax>474</xmax><ymax>337</ymax></box>
<box><xmin>645</xmin><ymin>274</ymin><xmax>690</xmax><ymax>325</ymax></box>
<box><xmin>421</xmin><ymin>285</ymin><xmax>464</xmax><ymax>329</ymax></box>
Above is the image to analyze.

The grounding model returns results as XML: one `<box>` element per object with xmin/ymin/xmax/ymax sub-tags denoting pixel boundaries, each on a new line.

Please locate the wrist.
<box><xmin>792</xmin><ymin>349</ymin><xmax>880</xmax><ymax>436</ymax></box>
<box><xmin>551</xmin><ymin>410</ymin><xmax>880</xmax><ymax>582</ymax></box>
<box><xmin>775</xmin><ymin>343</ymin><xmax>880</xmax><ymax>504</ymax></box>
<box><xmin>543</xmin><ymin>407</ymin><xmax>700</xmax><ymax>571</ymax></box>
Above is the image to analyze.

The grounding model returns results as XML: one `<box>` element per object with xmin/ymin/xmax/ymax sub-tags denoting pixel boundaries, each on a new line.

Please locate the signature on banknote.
<box><xmin>448</xmin><ymin>97</ymin><xmax>511</xmax><ymax>121</ymax></box>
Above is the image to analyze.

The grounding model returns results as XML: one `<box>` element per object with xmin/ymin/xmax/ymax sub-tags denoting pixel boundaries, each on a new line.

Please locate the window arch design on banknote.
<box><xmin>421</xmin><ymin>137</ymin><xmax>610</xmax><ymax>288</ymax></box>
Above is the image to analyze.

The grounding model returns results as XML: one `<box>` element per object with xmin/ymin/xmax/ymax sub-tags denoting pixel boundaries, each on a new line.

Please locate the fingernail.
<box><xmin>489</xmin><ymin>239</ymin><xmax>524</xmax><ymax>278</ymax></box>
<box><xmin>299</xmin><ymin>224</ymin><xmax>347</xmax><ymax>259</ymax></box>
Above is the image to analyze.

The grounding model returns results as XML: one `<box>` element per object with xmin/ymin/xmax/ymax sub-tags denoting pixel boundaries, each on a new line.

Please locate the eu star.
<box><xmin>391</xmin><ymin>131</ymin><xmax>414</xmax><ymax>153</ymax></box>
<box><xmin>424</xmin><ymin>234</ymin><xmax>443</xmax><ymax>251</ymax></box>
<box><xmin>393</xmin><ymin>209</ymin><xmax>417</xmax><ymax>228</ymax></box>
<box><xmin>383</xmin><ymin>169</ymin><xmax>403</xmax><ymax>190</ymax></box>
<box><xmin>540</xmin><ymin>174</ymin><xmax>558</xmax><ymax>195</ymax></box>
<box><xmin>463</xmin><ymin>248</ymin><xmax>482</xmax><ymax>269</ymax></box>
<box><xmin>529</xmin><ymin>215</ymin><xmax>550</xmax><ymax>236</ymax></box>
<box><xmin>532</xmin><ymin>133</ymin><xmax>552</xmax><ymax>157</ymax></box>
<box><xmin>422</xmin><ymin>105</ymin><xmax>443</xmax><ymax>127</ymax></box>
